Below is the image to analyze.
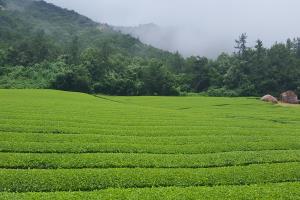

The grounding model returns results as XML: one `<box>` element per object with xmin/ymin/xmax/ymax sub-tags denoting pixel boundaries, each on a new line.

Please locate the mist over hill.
<box><xmin>44</xmin><ymin>0</ymin><xmax>300</xmax><ymax>58</ymax></box>
<box><xmin>114</xmin><ymin>23</ymin><xmax>182</xmax><ymax>55</ymax></box>
<box><xmin>114</xmin><ymin>23</ymin><xmax>233</xmax><ymax>58</ymax></box>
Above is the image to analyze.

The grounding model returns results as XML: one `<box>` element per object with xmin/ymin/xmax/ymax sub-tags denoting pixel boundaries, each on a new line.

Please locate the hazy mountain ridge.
<box><xmin>0</xmin><ymin>0</ymin><xmax>173</xmax><ymax>59</ymax></box>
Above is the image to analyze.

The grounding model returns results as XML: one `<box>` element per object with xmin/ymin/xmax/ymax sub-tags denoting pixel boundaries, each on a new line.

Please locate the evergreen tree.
<box><xmin>235</xmin><ymin>33</ymin><xmax>248</xmax><ymax>58</ymax></box>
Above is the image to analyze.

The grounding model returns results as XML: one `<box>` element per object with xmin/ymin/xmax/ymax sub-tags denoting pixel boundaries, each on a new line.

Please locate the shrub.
<box><xmin>206</xmin><ymin>88</ymin><xmax>239</xmax><ymax>97</ymax></box>
<box><xmin>51</xmin><ymin>71</ymin><xmax>91</xmax><ymax>93</ymax></box>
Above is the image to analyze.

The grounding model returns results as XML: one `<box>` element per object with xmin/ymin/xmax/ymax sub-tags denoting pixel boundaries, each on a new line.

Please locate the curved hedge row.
<box><xmin>1</xmin><ymin>182</ymin><xmax>300</xmax><ymax>200</ymax></box>
<box><xmin>1</xmin><ymin>150</ymin><xmax>300</xmax><ymax>169</ymax></box>
<box><xmin>1</xmin><ymin>163</ymin><xmax>300</xmax><ymax>192</ymax></box>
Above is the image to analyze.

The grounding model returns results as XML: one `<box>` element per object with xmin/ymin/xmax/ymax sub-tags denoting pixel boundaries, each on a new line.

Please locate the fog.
<box><xmin>45</xmin><ymin>0</ymin><xmax>300</xmax><ymax>58</ymax></box>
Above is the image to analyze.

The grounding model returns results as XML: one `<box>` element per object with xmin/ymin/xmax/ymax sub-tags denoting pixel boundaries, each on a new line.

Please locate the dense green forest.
<box><xmin>0</xmin><ymin>0</ymin><xmax>299</xmax><ymax>96</ymax></box>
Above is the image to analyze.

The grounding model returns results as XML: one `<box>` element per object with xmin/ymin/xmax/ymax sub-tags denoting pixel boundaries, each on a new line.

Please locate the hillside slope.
<box><xmin>0</xmin><ymin>90</ymin><xmax>300</xmax><ymax>199</ymax></box>
<box><xmin>0</xmin><ymin>0</ymin><xmax>182</xmax><ymax>95</ymax></box>
<box><xmin>0</xmin><ymin>0</ymin><xmax>171</xmax><ymax>58</ymax></box>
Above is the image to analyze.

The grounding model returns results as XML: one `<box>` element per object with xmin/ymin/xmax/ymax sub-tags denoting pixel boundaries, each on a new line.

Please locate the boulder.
<box><xmin>280</xmin><ymin>91</ymin><xmax>298</xmax><ymax>104</ymax></box>
<box><xmin>261</xmin><ymin>95</ymin><xmax>278</xmax><ymax>104</ymax></box>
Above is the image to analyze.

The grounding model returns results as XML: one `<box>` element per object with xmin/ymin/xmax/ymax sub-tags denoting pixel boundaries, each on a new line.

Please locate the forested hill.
<box><xmin>0</xmin><ymin>0</ymin><xmax>171</xmax><ymax>59</ymax></box>
<box><xmin>0</xmin><ymin>0</ymin><xmax>300</xmax><ymax>96</ymax></box>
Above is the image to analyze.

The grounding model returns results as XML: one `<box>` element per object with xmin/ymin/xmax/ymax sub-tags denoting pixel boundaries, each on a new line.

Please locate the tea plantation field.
<box><xmin>0</xmin><ymin>89</ymin><xmax>300</xmax><ymax>199</ymax></box>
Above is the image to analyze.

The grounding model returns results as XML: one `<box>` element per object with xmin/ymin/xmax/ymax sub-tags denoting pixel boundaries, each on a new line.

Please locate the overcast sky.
<box><xmin>45</xmin><ymin>0</ymin><xmax>300</xmax><ymax>57</ymax></box>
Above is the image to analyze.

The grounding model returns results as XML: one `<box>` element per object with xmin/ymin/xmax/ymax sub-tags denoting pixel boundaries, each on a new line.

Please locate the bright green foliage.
<box><xmin>1</xmin><ymin>163</ymin><xmax>300</xmax><ymax>192</ymax></box>
<box><xmin>1</xmin><ymin>183</ymin><xmax>300</xmax><ymax>200</ymax></box>
<box><xmin>0</xmin><ymin>89</ymin><xmax>300</xmax><ymax>198</ymax></box>
<box><xmin>1</xmin><ymin>151</ymin><xmax>300</xmax><ymax>169</ymax></box>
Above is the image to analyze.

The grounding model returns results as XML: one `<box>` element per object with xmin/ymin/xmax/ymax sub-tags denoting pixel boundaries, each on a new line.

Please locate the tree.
<box><xmin>235</xmin><ymin>33</ymin><xmax>248</xmax><ymax>58</ymax></box>
<box><xmin>266</xmin><ymin>43</ymin><xmax>295</xmax><ymax>93</ymax></box>
<box><xmin>286</xmin><ymin>38</ymin><xmax>294</xmax><ymax>53</ymax></box>
<box><xmin>0</xmin><ymin>49</ymin><xmax>7</xmax><ymax>75</ymax></box>
<box><xmin>94</xmin><ymin>69</ymin><xmax>142</xmax><ymax>96</ymax></box>
<box><xmin>255</xmin><ymin>40</ymin><xmax>264</xmax><ymax>58</ymax></box>
<box><xmin>0</xmin><ymin>49</ymin><xmax>6</xmax><ymax>66</ymax></box>
<box><xmin>51</xmin><ymin>66</ymin><xmax>91</xmax><ymax>93</ymax></box>
<box><xmin>31</xmin><ymin>30</ymin><xmax>49</xmax><ymax>63</ymax></box>
<box><xmin>80</xmin><ymin>47</ymin><xmax>109</xmax><ymax>81</ymax></box>
<box><xmin>184</xmin><ymin>56</ymin><xmax>210</xmax><ymax>92</ymax></box>
<box><xmin>67</xmin><ymin>35</ymin><xmax>80</xmax><ymax>64</ymax></box>
<box><xmin>140</xmin><ymin>60</ymin><xmax>179</xmax><ymax>95</ymax></box>
<box><xmin>169</xmin><ymin>51</ymin><xmax>184</xmax><ymax>73</ymax></box>
<box><xmin>100</xmin><ymin>41</ymin><xmax>111</xmax><ymax>64</ymax></box>
<box><xmin>5</xmin><ymin>30</ymin><xmax>50</xmax><ymax>66</ymax></box>
<box><xmin>208</xmin><ymin>53</ymin><xmax>233</xmax><ymax>88</ymax></box>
